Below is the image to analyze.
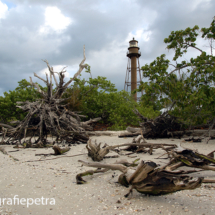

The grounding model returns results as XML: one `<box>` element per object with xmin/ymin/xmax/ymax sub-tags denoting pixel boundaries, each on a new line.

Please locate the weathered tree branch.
<box><xmin>1</xmin><ymin>46</ymin><xmax>101</xmax><ymax>146</ymax></box>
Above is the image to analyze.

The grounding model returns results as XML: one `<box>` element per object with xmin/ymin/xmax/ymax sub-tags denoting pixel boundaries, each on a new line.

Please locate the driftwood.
<box><xmin>52</xmin><ymin>145</ymin><xmax>70</xmax><ymax>155</ymax></box>
<box><xmin>77</xmin><ymin>146</ymin><xmax>215</xmax><ymax>196</ymax></box>
<box><xmin>86</xmin><ymin>127</ymin><xmax>143</xmax><ymax>137</ymax></box>
<box><xmin>86</xmin><ymin>139</ymin><xmax>120</xmax><ymax>161</ymax></box>
<box><xmin>118</xmin><ymin>128</ymin><xmax>188</xmax><ymax>139</ymax></box>
<box><xmin>118</xmin><ymin>129</ymin><xmax>215</xmax><ymax>139</ymax></box>
<box><xmin>86</xmin><ymin>138</ymin><xmax>177</xmax><ymax>161</ymax></box>
<box><xmin>0</xmin><ymin>147</ymin><xmax>19</xmax><ymax>161</ymax></box>
<box><xmin>131</xmin><ymin>106</ymin><xmax>215</xmax><ymax>143</ymax></box>
<box><xmin>122</xmin><ymin>143</ymin><xmax>176</xmax><ymax>155</ymax></box>
<box><xmin>167</xmin><ymin>130</ymin><xmax>190</xmax><ymax>137</ymax></box>
<box><xmin>126</xmin><ymin>127</ymin><xmax>141</xmax><ymax>133</ymax></box>
<box><xmin>118</xmin><ymin>127</ymin><xmax>141</xmax><ymax>137</ymax></box>
<box><xmin>34</xmin><ymin>145</ymin><xmax>70</xmax><ymax>156</ymax></box>
<box><xmin>0</xmin><ymin>146</ymin><xmax>8</xmax><ymax>155</ymax></box>
<box><xmin>0</xmin><ymin>123</ymin><xmax>14</xmax><ymax>129</ymax></box>
<box><xmin>78</xmin><ymin>159</ymin><xmax>203</xmax><ymax>196</ymax></box>
<box><xmin>76</xmin><ymin>168</ymin><xmax>110</xmax><ymax>184</ymax></box>
<box><xmin>164</xmin><ymin>147</ymin><xmax>215</xmax><ymax>171</ymax></box>
<box><xmin>121</xmin><ymin>133</ymin><xmax>176</xmax><ymax>155</ymax></box>
<box><xmin>118</xmin><ymin>132</ymin><xmax>140</xmax><ymax>138</ymax></box>
<box><xmin>86</xmin><ymin>131</ymin><xmax>115</xmax><ymax>136</ymax></box>
<box><xmin>184</xmin><ymin>137</ymin><xmax>203</xmax><ymax>142</ymax></box>
<box><xmin>118</xmin><ymin>127</ymin><xmax>143</xmax><ymax>138</ymax></box>
<box><xmin>76</xmin><ymin>159</ymin><xmax>139</xmax><ymax>184</ymax></box>
<box><xmin>132</xmin><ymin>107</ymin><xmax>186</xmax><ymax>139</ymax></box>
<box><xmin>0</xmin><ymin>46</ymin><xmax>101</xmax><ymax>146</ymax></box>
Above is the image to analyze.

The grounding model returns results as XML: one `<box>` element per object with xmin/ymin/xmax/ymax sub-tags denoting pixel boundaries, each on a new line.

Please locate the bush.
<box><xmin>0</xmin><ymin>79</ymin><xmax>45</xmax><ymax>123</ymax></box>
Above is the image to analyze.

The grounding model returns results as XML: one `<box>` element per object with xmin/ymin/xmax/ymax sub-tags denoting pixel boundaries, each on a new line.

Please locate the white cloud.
<box><xmin>191</xmin><ymin>0</ymin><xmax>211</xmax><ymax>10</ymax></box>
<box><xmin>0</xmin><ymin>1</ymin><xmax>8</xmax><ymax>19</ymax></box>
<box><xmin>37</xmin><ymin>64</ymin><xmax>80</xmax><ymax>84</ymax></box>
<box><xmin>88</xmin><ymin>40</ymin><xmax>126</xmax><ymax>78</ymax></box>
<box><xmin>127</xmin><ymin>28</ymin><xmax>152</xmax><ymax>42</ymax></box>
<box><xmin>39</xmin><ymin>6</ymin><xmax>72</xmax><ymax>34</ymax></box>
<box><xmin>38</xmin><ymin>64</ymin><xmax>67</xmax><ymax>77</ymax></box>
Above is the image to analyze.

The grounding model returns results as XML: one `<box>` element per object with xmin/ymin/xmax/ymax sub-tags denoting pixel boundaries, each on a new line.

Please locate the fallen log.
<box><xmin>126</xmin><ymin>127</ymin><xmax>141</xmax><ymax>133</ymax></box>
<box><xmin>118</xmin><ymin>132</ymin><xmax>140</xmax><ymax>138</ymax></box>
<box><xmin>86</xmin><ymin>131</ymin><xmax>114</xmax><ymax>136</ymax></box>
<box><xmin>118</xmin><ymin>127</ymin><xmax>147</xmax><ymax>138</ymax></box>
<box><xmin>203</xmin><ymin>179</ymin><xmax>215</xmax><ymax>183</ymax></box>
<box><xmin>184</xmin><ymin>137</ymin><xmax>203</xmax><ymax>142</ymax></box>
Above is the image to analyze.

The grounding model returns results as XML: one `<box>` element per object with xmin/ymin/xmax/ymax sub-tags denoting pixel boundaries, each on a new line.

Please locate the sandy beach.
<box><xmin>0</xmin><ymin>134</ymin><xmax>215</xmax><ymax>215</ymax></box>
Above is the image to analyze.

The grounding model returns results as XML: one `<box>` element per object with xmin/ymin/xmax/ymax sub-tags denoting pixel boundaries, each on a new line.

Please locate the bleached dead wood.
<box><xmin>86</xmin><ymin>139</ymin><xmax>177</xmax><ymax>161</ymax></box>
<box><xmin>77</xmin><ymin>145</ymin><xmax>215</xmax><ymax>196</ymax></box>
<box><xmin>78</xmin><ymin>159</ymin><xmax>203</xmax><ymax>196</ymax></box>
<box><xmin>126</xmin><ymin>127</ymin><xmax>141</xmax><ymax>133</ymax></box>
<box><xmin>0</xmin><ymin>46</ymin><xmax>101</xmax><ymax>146</ymax></box>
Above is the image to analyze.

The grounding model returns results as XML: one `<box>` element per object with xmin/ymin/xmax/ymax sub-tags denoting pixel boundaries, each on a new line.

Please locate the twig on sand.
<box><xmin>0</xmin><ymin>147</ymin><xmax>19</xmax><ymax>161</ymax></box>
<box><xmin>24</xmin><ymin>153</ymin><xmax>88</xmax><ymax>162</ymax></box>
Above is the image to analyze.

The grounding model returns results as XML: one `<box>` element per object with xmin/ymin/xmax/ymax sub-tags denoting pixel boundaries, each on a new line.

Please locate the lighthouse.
<box><xmin>124</xmin><ymin>38</ymin><xmax>142</xmax><ymax>102</ymax></box>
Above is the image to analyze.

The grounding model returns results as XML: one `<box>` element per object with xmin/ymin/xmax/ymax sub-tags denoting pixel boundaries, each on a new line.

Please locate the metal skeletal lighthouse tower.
<box><xmin>124</xmin><ymin>38</ymin><xmax>142</xmax><ymax>102</ymax></box>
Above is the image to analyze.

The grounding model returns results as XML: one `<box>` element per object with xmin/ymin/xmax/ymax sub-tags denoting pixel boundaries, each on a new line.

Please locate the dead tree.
<box><xmin>1</xmin><ymin>46</ymin><xmax>101</xmax><ymax>146</ymax></box>
<box><xmin>132</xmin><ymin>108</ymin><xmax>185</xmax><ymax>139</ymax></box>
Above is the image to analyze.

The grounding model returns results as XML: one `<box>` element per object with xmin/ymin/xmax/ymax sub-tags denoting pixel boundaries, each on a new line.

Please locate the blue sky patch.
<box><xmin>1</xmin><ymin>0</ymin><xmax>16</xmax><ymax>9</ymax></box>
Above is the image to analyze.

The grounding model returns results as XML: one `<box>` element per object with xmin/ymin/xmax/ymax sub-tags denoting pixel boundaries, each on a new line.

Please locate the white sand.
<box><xmin>0</xmin><ymin>135</ymin><xmax>215</xmax><ymax>215</ymax></box>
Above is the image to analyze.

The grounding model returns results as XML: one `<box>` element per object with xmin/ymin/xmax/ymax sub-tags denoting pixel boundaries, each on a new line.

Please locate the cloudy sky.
<box><xmin>0</xmin><ymin>0</ymin><xmax>214</xmax><ymax>97</ymax></box>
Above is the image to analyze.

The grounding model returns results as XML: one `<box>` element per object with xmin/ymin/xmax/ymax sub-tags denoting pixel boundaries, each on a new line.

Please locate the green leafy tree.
<box><xmin>62</xmin><ymin>66</ymin><xmax>160</xmax><ymax>130</ymax></box>
<box><xmin>62</xmin><ymin>65</ymin><xmax>118</xmax><ymax>119</ymax></box>
<box><xmin>0</xmin><ymin>79</ymin><xmax>46</xmax><ymax>123</ymax></box>
<box><xmin>135</xmin><ymin>17</ymin><xmax>215</xmax><ymax>127</ymax></box>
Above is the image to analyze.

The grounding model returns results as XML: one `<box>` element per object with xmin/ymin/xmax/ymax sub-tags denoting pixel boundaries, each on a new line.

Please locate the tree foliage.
<box><xmin>62</xmin><ymin>66</ymin><xmax>160</xmax><ymax>130</ymax></box>
<box><xmin>135</xmin><ymin>17</ymin><xmax>215</xmax><ymax>127</ymax></box>
<box><xmin>0</xmin><ymin>79</ymin><xmax>45</xmax><ymax>123</ymax></box>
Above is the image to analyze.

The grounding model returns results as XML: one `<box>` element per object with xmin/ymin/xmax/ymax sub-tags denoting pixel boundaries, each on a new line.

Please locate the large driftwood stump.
<box><xmin>132</xmin><ymin>107</ymin><xmax>186</xmax><ymax>139</ymax></box>
<box><xmin>86</xmin><ymin>139</ymin><xmax>118</xmax><ymax>161</ymax></box>
<box><xmin>0</xmin><ymin>46</ymin><xmax>101</xmax><ymax>146</ymax></box>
